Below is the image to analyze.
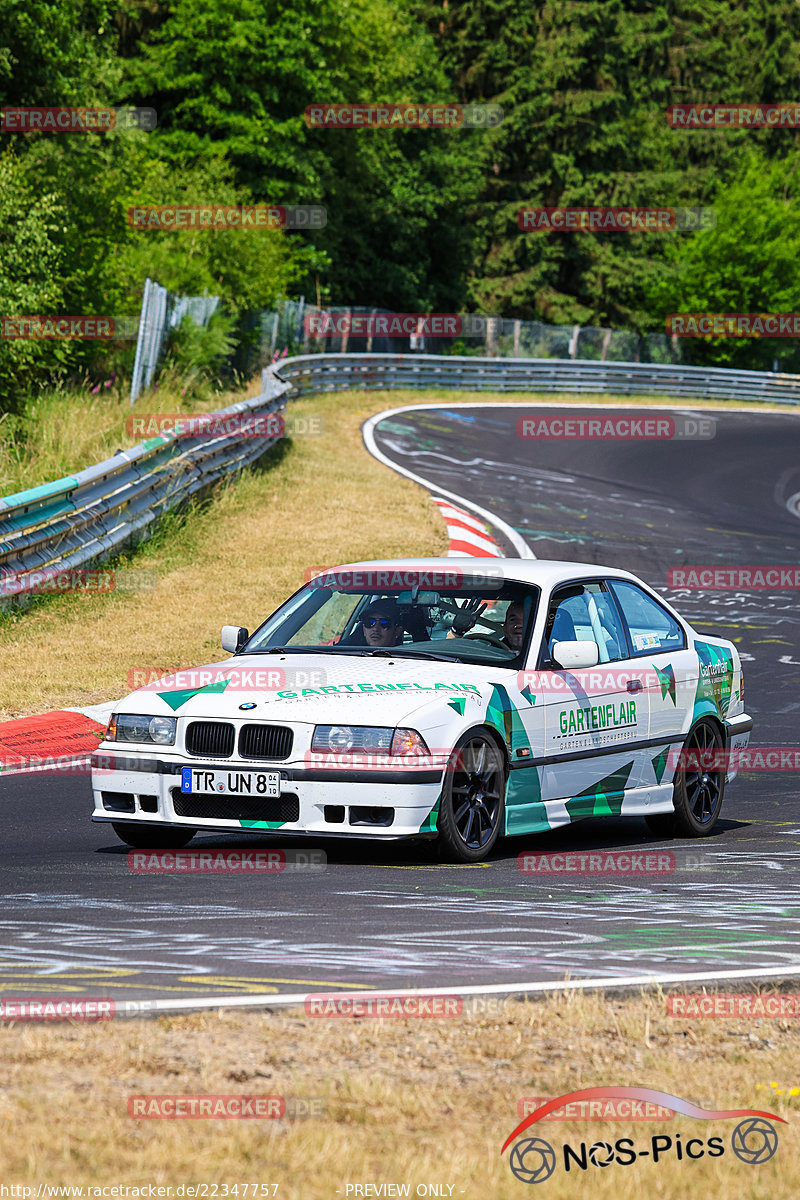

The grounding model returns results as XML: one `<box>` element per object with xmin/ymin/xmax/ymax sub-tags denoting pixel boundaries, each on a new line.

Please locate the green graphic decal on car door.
<box><xmin>485</xmin><ymin>684</ymin><xmax>532</xmax><ymax>756</ymax></box>
<box><xmin>565</xmin><ymin>761</ymin><xmax>634</xmax><ymax>820</ymax></box>
<box><xmin>651</xmin><ymin>747</ymin><xmax>670</xmax><ymax>784</ymax></box>
<box><xmin>480</xmin><ymin>685</ymin><xmax>549</xmax><ymax>836</ymax></box>
<box><xmin>693</xmin><ymin>640</ymin><xmax>734</xmax><ymax>721</ymax></box>
<box><xmin>655</xmin><ymin>664</ymin><xmax>677</xmax><ymax>706</ymax></box>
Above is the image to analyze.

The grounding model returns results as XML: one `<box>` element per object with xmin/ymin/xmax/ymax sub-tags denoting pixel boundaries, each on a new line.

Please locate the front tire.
<box><xmin>646</xmin><ymin>718</ymin><xmax>725</xmax><ymax>838</ymax></box>
<box><xmin>111</xmin><ymin>822</ymin><xmax>196</xmax><ymax>849</ymax></box>
<box><xmin>436</xmin><ymin>730</ymin><xmax>506</xmax><ymax>862</ymax></box>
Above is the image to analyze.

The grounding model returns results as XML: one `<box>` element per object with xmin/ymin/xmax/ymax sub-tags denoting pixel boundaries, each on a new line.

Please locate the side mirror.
<box><xmin>221</xmin><ymin>625</ymin><xmax>249</xmax><ymax>653</ymax></box>
<box><xmin>552</xmin><ymin>639</ymin><xmax>599</xmax><ymax>669</ymax></box>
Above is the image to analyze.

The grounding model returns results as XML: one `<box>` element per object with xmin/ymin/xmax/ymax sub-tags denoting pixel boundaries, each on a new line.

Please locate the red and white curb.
<box><xmin>0</xmin><ymin>702</ymin><xmax>114</xmax><ymax>776</ymax></box>
<box><xmin>432</xmin><ymin>497</ymin><xmax>503</xmax><ymax>557</ymax></box>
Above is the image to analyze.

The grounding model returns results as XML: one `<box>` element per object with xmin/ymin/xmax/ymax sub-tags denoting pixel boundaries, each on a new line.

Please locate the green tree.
<box><xmin>120</xmin><ymin>0</ymin><xmax>481</xmax><ymax>309</ymax></box>
<box><xmin>646</xmin><ymin>151</ymin><xmax>800</xmax><ymax>369</ymax></box>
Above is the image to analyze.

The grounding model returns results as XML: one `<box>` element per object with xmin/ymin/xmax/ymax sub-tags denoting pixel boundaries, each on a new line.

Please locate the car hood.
<box><xmin>118</xmin><ymin>652</ymin><xmax>509</xmax><ymax>725</ymax></box>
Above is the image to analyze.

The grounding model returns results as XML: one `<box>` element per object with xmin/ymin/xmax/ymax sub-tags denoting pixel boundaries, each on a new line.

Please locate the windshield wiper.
<box><xmin>248</xmin><ymin>646</ymin><xmax>317</xmax><ymax>654</ymax></box>
<box><xmin>250</xmin><ymin>645</ymin><xmax>373</xmax><ymax>655</ymax></box>
<box><xmin>366</xmin><ymin>648</ymin><xmax>463</xmax><ymax>663</ymax></box>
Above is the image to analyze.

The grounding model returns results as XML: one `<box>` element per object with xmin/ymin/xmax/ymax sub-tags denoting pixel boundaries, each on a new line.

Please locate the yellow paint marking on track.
<box><xmin>175</xmin><ymin>974</ymin><xmax>373</xmax><ymax>990</ymax></box>
<box><xmin>355</xmin><ymin>863</ymin><xmax>489</xmax><ymax>870</ymax></box>
<box><xmin>0</xmin><ymin>978</ymin><xmax>260</xmax><ymax>995</ymax></box>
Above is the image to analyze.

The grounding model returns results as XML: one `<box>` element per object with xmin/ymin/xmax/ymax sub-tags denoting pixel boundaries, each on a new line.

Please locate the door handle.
<box><xmin>627</xmin><ymin>679</ymin><xmax>643</xmax><ymax>693</ymax></box>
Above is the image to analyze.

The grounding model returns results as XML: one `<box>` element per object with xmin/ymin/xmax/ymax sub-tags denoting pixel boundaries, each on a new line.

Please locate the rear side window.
<box><xmin>609</xmin><ymin>580</ymin><xmax>685</xmax><ymax>655</ymax></box>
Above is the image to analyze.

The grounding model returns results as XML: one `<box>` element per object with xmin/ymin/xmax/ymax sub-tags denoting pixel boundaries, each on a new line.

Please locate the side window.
<box><xmin>540</xmin><ymin>582</ymin><xmax>627</xmax><ymax>665</ymax></box>
<box><xmin>609</xmin><ymin>580</ymin><xmax>685</xmax><ymax>656</ymax></box>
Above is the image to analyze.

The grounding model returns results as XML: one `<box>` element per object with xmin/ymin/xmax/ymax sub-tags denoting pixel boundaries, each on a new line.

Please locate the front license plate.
<box><xmin>181</xmin><ymin>767</ymin><xmax>281</xmax><ymax>798</ymax></box>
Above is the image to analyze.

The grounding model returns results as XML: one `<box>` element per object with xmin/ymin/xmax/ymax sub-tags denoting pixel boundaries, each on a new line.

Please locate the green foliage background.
<box><xmin>3</xmin><ymin>0</ymin><xmax>800</xmax><ymax>405</ymax></box>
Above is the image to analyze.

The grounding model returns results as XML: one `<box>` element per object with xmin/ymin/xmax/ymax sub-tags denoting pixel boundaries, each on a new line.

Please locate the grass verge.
<box><xmin>0</xmin><ymin>990</ymin><xmax>796</xmax><ymax>1196</ymax></box>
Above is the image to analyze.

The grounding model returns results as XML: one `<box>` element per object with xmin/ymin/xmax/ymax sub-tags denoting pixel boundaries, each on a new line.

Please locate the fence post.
<box><xmin>129</xmin><ymin>277</ymin><xmax>152</xmax><ymax>405</ymax></box>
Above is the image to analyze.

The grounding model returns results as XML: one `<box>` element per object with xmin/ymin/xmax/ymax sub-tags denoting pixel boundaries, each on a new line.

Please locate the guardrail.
<box><xmin>3</xmin><ymin>351</ymin><xmax>798</xmax><ymax>608</ymax></box>
<box><xmin>268</xmin><ymin>352</ymin><xmax>800</xmax><ymax>405</ymax></box>
<box><xmin>0</xmin><ymin>373</ymin><xmax>290</xmax><ymax>607</ymax></box>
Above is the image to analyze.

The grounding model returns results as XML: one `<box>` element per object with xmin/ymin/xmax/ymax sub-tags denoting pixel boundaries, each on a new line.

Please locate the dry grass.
<box><xmin>0</xmin><ymin>372</ymin><xmax>241</xmax><ymax>498</ymax></box>
<box><xmin>0</xmin><ymin>991</ymin><xmax>797</xmax><ymax>1196</ymax></box>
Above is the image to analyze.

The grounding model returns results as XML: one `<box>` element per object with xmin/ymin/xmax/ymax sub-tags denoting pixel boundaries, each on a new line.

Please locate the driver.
<box><xmin>502</xmin><ymin>601</ymin><xmax>524</xmax><ymax>651</ymax></box>
<box><xmin>360</xmin><ymin>600</ymin><xmax>405</xmax><ymax>647</ymax></box>
<box><xmin>449</xmin><ymin>598</ymin><xmax>525</xmax><ymax>651</ymax></box>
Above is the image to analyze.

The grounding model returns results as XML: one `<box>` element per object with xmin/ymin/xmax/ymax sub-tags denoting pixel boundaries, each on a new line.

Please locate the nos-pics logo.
<box><xmin>501</xmin><ymin>1087</ymin><xmax>784</xmax><ymax>1184</ymax></box>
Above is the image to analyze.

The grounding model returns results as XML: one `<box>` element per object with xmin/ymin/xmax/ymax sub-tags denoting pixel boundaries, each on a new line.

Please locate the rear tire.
<box><xmin>436</xmin><ymin>730</ymin><xmax>506</xmax><ymax>862</ymax></box>
<box><xmin>111</xmin><ymin>822</ymin><xmax>196</xmax><ymax>849</ymax></box>
<box><xmin>646</xmin><ymin>718</ymin><xmax>725</xmax><ymax>839</ymax></box>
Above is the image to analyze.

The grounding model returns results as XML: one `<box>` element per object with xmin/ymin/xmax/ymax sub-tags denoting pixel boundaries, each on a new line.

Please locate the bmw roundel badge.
<box><xmin>239</xmin><ymin>701</ymin><xmax>257</xmax><ymax>710</ymax></box>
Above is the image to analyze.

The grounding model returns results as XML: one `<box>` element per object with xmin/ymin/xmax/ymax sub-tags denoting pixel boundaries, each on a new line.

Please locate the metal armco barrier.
<box><xmin>269</xmin><ymin>352</ymin><xmax>800</xmax><ymax>405</ymax></box>
<box><xmin>0</xmin><ymin>374</ymin><xmax>290</xmax><ymax>607</ymax></box>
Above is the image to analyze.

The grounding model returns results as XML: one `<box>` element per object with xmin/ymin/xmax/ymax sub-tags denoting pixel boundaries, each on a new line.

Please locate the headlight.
<box><xmin>312</xmin><ymin>725</ymin><xmax>393</xmax><ymax>753</ymax></box>
<box><xmin>107</xmin><ymin>713</ymin><xmax>177</xmax><ymax>746</ymax></box>
<box><xmin>311</xmin><ymin>725</ymin><xmax>429</xmax><ymax>755</ymax></box>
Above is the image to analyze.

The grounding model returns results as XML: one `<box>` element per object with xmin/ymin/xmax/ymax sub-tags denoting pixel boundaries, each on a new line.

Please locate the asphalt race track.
<box><xmin>2</xmin><ymin>401</ymin><xmax>800</xmax><ymax>1008</ymax></box>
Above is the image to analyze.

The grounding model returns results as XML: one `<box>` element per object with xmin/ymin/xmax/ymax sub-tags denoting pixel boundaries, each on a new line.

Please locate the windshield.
<box><xmin>243</xmin><ymin>570</ymin><xmax>540</xmax><ymax>667</ymax></box>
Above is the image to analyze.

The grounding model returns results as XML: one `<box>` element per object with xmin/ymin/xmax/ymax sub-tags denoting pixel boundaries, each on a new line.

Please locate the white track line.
<box><xmin>114</xmin><ymin>964</ymin><xmax>800</xmax><ymax>1018</ymax></box>
<box><xmin>362</xmin><ymin>407</ymin><xmax>535</xmax><ymax>558</ymax></box>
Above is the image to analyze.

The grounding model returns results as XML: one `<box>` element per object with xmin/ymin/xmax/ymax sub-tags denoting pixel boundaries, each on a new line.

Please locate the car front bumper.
<box><xmin>90</xmin><ymin>750</ymin><xmax>443</xmax><ymax>839</ymax></box>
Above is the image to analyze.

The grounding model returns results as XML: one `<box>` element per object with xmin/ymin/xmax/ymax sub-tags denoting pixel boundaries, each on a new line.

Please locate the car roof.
<box><xmin>317</xmin><ymin>558</ymin><xmax>642</xmax><ymax>588</ymax></box>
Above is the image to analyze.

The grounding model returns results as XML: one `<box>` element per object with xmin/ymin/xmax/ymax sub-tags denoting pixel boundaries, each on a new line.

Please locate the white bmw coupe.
<box><xmin>92</xmin><ymin>558</ymin><xmax>752</xmax><ymax>861</ymax></box>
